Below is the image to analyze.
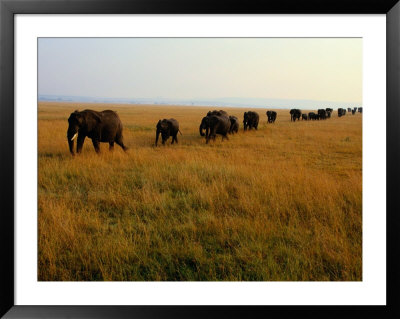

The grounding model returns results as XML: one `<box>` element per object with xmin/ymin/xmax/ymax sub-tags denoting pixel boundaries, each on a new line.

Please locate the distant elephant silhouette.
<box><xmin>243</xmin><ymin>111</ymin><xmax>259</xmax><ymax>130</ymax></box>
<box><xmin>155</xmin><ymin>118</ymin><xmax>181</xmax><ymax>146</ymax></box>
<box><xmin>290</xmin><ymin>109</ymin><xmax>301</xmax><ymax>122</ymax></box>
<box><xmin>266</xmin><ymin>111</ymin><xmax>277</xmax><ymax>123</ymax></box>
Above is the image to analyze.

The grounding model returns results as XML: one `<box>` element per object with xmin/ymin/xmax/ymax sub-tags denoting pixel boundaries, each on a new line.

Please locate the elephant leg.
<box><xmin>208</xmin><ymin>127</ymin><xmax>217</xmax><ymax>141</ymax></box>
<box><xmin>174</xmin><ymin>134</ymin><xmax>178</xmax><ymax>144</ymax></box>
<box><xmin>92</xmin><ymin>139</ymin><xmax>100</xmax><ymax>153</ymax></box>
<box><xmin>76</xmin><ymin>135</ymin><xmax>86</xmax><ymax>154</ymax></box>
<box><xmin>109</xmin><ymin>141</ymin><xmax>114</xmax><ymax>151</ymax></box>
<box><xmin>155</xmin><ymin>131</ymin><xmax>160</xmax><ymax>146</ymax></box>
<box><xmin>206</xmin><ymin>128</ymin><xmax>214</xmax><ymax>144</ymax></box>
<box><xmin>116</xmin><ymin>135</ymin><xmax>128</xmax><ymax>152</ymax></box>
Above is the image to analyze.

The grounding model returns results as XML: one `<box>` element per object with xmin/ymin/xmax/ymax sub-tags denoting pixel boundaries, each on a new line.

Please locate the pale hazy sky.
<box><xmin>38</xmin><ymin>38</ymin><xmax>362</xmax><ymax>103</ymax></box>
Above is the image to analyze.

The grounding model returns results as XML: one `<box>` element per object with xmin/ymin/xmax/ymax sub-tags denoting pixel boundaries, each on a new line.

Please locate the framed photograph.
<box><xmin>1</xmin><ymin>0</ymin><xmax>399</xmax><ymax>318</ymax></box>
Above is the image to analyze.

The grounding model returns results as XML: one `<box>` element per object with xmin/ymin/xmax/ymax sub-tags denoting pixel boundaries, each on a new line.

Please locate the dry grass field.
<box><xmin>38</xmin><ymin>102</ymin><xmax>362</xmax><ymax>281</ymax></box>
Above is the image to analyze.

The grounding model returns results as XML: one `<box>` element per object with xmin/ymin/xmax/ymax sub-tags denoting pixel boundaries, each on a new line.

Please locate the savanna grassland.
<box><xmin>38</xmin><ymin>102</ymin><xmax>362</xmax><ymax>281</ymax></box>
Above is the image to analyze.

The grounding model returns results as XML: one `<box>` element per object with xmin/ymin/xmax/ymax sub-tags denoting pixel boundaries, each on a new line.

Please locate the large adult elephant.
<box><xmin>155</xmin><ymin>118</ymin><xmax>181</xmax><ymax>146</ymax></box>
<box><xmin>308</xmin><ymin>112</ymin><xmax>316</xmax><ymax>120</ymax></box>
<box><xmin>318</xmin><ymin>109</ymin><xmax>327</xmax><ymax>120</ymax></box>
<box><xmin>290</xmin><ymin>109</ymin><xmax>301</xmax><ymax>122</ymax></box>
<box><xmin>199</xmin><ymin>114</ymin><xmax>230</xmax><ymax>144</ymax></box>
<box><xmin>266</xmin><ymin>111</ymin><xmax>277</xmax><ymax>123</ymax></box>
<box><xmin>229</xmin><ymin>116</ymin><xmax>239</xmax><ymax>134</ymax></box>
<box><xmin>243</xmin><ymin>111</ymin><xmax>259</xmax><ymax>130</ymax></box>
<box><xmin>200</xmin><ymin>110</ymin><xmax>229</xmax><ymax>137</ymax></box>
<box><xmin>67</xmin><ymin>109</ymin><xmax>127</xmax><ymax>156</ymax></box>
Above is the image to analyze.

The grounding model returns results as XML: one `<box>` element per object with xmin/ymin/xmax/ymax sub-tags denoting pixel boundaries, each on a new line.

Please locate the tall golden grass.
<box><xmin>38</xmin><ymin>102</ymin><xmax>362</xmax><ymax>281</ymax></box>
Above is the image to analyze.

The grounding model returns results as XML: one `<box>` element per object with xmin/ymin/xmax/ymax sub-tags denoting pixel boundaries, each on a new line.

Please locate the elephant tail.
<box><xmin>178</xmin><ymin>129</ymin><xmax>182</xmax><ymax>135</ymax></box>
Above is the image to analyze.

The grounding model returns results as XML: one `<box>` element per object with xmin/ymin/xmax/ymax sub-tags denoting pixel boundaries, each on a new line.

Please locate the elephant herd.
<box><xmin>67</xmin><ymin>107</ymin><xmax>361</xmax><ymax>155</ymax></box>
<box><xmin>338</xmin><ymin>107</ymin><xmax>362</xmax><ymax>117</ymax></box>
<box><xmin>293</xmin><ymin>108</ymin><xmax>332</xmax><ymax>121</ymax></box>
<box><xmin>199</xmin><ymin>110</ymin><xmax>261</xmax><ymax>144</ymax></box>
<box><xmin>293</xmin><ymin>107</ymin><xmax>362</xmax><ymax>121</ymax></box>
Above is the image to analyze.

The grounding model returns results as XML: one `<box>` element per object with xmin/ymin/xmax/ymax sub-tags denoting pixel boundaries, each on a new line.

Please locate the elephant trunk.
<box><xmin>68</xmin><ymin>139</ymin><xmax>74</xmax><ymax>155</ymax></box>
<box><xmin>155</xmin><ymin>130</ymin><xmax>160</xmax><ymax>146</ymax></box>
<box><xmin>199</xmin><ymin>123</ymin><xmax>205</xmax><ymax>136</ymax></box>
<box><xmin>67</xmin><ymin>128</ymin><xmax>78</xmax><ymax>155</ymax></box>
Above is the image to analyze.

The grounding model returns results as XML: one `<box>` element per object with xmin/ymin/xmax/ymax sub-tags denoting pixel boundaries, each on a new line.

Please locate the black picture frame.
<box><xmin>1</xmin><ymin>0</ymin><xmax>399</xmax><ymax>318</ymax></box>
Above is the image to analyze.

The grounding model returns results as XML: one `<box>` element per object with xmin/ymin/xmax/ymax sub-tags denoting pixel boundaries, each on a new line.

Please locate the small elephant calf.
<box><xmin>229</xmin><ymin>116</ymin><xmax>239</xmax><ymax>134</ymax></box>
<box><xmin>155</xmin><ymin>118</ymin><xmax>182</xmax><ymax>146</ymax></box>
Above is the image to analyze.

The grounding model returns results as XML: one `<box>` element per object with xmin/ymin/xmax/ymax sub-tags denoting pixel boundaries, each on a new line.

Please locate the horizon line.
<box><xmin>38</xmin><ymin>94</ymin><xmax>362</xmax><ymax>106</ymax></box>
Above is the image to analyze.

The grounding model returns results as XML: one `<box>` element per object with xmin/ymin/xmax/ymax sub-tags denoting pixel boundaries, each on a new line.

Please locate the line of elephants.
<box><xmin>67</xmin><ymin>107</ymin><xmax>362</xmax><ymax>155</ymax></box>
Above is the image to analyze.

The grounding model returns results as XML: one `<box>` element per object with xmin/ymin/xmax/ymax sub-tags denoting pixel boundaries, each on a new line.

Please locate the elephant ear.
<box><xmin>84</xmin><ymin>111</ymin><xmax>102</xmax><ymax>132</ymax></box>
<box><xmin>72</xmin><ymin>111</ymin><xmax>84</xmax><ymax>125</ymax></box>
<box><xmin>210</xmin><ymin>115</ymin><xmax>219</xmax><ymax>125</ymax></box>
<box><xmin>92</xmin><ymin>112</ymin><xmax>103</xmax><ymax>123</ymax></box>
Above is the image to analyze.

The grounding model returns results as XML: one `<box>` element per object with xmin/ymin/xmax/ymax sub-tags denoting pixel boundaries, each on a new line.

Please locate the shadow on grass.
<box><xmin>39</xmin><ymin>152</ymin><xmax>66</xmax><ymax>160</ymax></box>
